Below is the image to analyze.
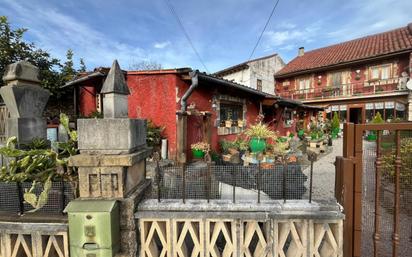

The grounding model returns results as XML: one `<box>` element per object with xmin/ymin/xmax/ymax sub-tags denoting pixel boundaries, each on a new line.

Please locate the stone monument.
<box><xmin>69</xmin><ymin>60</ymin><xmax>151</xmax><ymax>257</ymax></box>
<box><xmin>0</xmin><ymin>61</ymin><xmax>50</xmax><ymax>145</ymax></box>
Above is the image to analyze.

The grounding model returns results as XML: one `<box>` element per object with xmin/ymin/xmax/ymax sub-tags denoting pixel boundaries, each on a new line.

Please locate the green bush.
<box><xmin>372</xmin><ymin>112</ymin><xmax>384</xmax><ymax>124</ymax></box>
<box><xmin>146</xmin><ymin>120</ymin><xmax>164</xmax><ymax>149</ymax></box>
<box><xmin>381</xmin><ymin>137</ymin><xmax>412</xmax><ymax>187</ymax></box>
<box><xmin>331</xmin><ymin>112</ymin><xmax>340</xmax><ymax>131</ymax></box>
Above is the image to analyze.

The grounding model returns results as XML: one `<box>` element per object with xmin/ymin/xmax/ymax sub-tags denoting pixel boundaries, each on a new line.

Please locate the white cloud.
<box><xmin>153</xmin><ymin>41</ymin><xmax>171</xmax><ymax>49</ymax></box>
<box><xmin>262</xmin><ymin>21</ymin><xmax>322</xmax><ymax>51</ymax></box>
<box><xmin>0</xmin><ymin>0</ymin><xmax>202</xmax><ymax>70</ymax></box>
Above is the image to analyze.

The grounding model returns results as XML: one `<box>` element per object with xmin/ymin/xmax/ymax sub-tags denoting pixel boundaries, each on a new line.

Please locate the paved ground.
<box><xmin>302</xmin><ymin>137</ymin><xmax>342</xmax><ymax>201</ymax></box>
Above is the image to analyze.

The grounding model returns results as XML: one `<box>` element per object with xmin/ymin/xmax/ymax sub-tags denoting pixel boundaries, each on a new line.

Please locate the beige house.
<box><xmin>214</xmin><ymin>53</ymin><xmax>285</xmax><ymax>95</ymax></box>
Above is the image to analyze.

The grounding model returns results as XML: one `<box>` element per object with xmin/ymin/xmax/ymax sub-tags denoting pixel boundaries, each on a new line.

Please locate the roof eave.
<box><xmin>275</xmin><ymin>49</ymin><xmax>412</xmax><ymax>79</ymax></box>
<box><xmin>63</xmin><ymin>71</ymin><xmax>105</xmax><ymax>88</ymax></box>
<box><xmin>197</xmin><ymin>73</ymin><xmax>270</xmax><ymax>97</ymax></box>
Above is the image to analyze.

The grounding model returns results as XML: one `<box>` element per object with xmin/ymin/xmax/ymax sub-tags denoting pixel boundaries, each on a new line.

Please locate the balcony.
<box><xmin>279</xmin><ymin>78</ymin><xmax>409</xmax><ymax>102</ymax></box>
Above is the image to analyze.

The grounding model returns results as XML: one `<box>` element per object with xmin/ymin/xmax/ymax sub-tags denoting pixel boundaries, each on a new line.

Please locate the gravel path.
<box><xmin>302</xmin><ymin>138</ymin><xmax>342</xmax><ymax>201</ymax></box>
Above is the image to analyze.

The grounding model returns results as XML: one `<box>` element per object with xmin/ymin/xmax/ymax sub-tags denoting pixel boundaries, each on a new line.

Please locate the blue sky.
<box><xmin>1</xmin><ymin>0</ymin><xmax>411</xmax><ymax>73</ymax></box>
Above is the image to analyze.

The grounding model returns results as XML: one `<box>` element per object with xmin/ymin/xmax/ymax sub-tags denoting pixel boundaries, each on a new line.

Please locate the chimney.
<box><xmin>298</xmin><ymin>47</ymin><xmax>305</xmax><ymax>57</ymax></box>
<box><xmin>408</xmin><ymin>22</ymin><xmax>412</xmax><ymax>35</ymax></box>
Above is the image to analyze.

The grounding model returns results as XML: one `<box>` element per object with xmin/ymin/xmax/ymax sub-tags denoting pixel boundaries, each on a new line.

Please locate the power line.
<box><xmin>163</xmin><ymin>0</ymin><xmax>210</xmax><ymax>73</ymax></box>
<box><xmin>248</xmin><ymin>0</ymin><xmax>281</xmax><ymax>61</ymax></box>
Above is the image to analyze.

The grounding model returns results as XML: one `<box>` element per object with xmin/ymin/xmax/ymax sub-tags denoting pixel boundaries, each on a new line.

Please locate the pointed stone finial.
<box><xmin>101</xmin><ymin>60</ymin><xmax>130</xmax><ymax>95</ymax></box>
<box><xmin>101</xmin><ymin>60</ymin><xmax>130</xmax><ymax>118</ymax></box>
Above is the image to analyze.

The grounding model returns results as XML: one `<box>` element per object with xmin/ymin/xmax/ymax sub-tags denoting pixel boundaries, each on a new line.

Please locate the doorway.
<box><xmin>349</xmin><ymin>108</ymin><xmax>362</xmax><ymax>124</ymax></box>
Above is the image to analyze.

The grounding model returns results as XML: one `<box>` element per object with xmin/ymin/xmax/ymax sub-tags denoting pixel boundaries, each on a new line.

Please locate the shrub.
<box><xmin>372</xmin><ymin>112</ymin><xmax>384</xmax><ymax>124</ymax></box>
<box><xmin>381</xmin><ymin>137</ymin><xmax>412</xmax><ymax>187</ymax></box>
<box><xmin>331</xmin><ymin>112</ymin><xmax>340</xmax><ymax>131</ymax></box>
<box><xmin>146</xmin><ymin>120</ymin><xmax>164</xmax><ymax>149</ymax></box>
<box><xmin>244</xmin><ymin>122</ymin><xmax>276</xmax><ymax>139</ymax></box>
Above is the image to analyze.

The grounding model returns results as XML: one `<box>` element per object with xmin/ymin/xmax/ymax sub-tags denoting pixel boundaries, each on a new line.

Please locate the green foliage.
<box><xmin>80</xmin><ymin>111</ymin><xmax>103</xmax><ymax>119</ymax></box>
<box><xmin>381</xmin><ymin>137</ymin><xmax>412</xmax><ymax>187</ymax></box>
<box><xmin>219</xmin><ymin>140</ymin><xmax>235</xmax><ymax>154</ymax></box>
<box><xmin>0</xmin><ymin>113</ymin><xmax>78</xmax><ymax>212</ymax></box>
<box><xmin>146</xmin><ymin>120</ymin><xmax>164</xmax><ymax>148</ymax></box>
<box><xmin>219</xmin><ymin>138</ymin><xmax>249</xmax><ymax>153</ymax></box>
<box><xmin>79</xmin><ymin>58</ymin><xmax>87</xmax><ymax>72</ymax></box>
<box><xmin>372</xmin><ymin>112</ymin><xmax>384</xmax><ymax>124</ymax></box>
<box><xmin>331</xmin><ymin>112</ymin><xmax>340</xmax><ymax>130</ymax></box>
<box><xmin>24</xmin><ymin>179</ymin><xmax>52</xmax><ymax>212</ymax></box>
<box><xmin>244</xmin><ymin>122</ymin><xmax>276</xmax><ymax>139</ymax></box>
<box><xmin>26</xmin><ymin>138</ymin><xmax>48</xmax><ymax>150</ymax></box>
<box><xmin>0</xmin><ymin>16</ymin><xmax>85</xmax><ymax>99</ymax></box>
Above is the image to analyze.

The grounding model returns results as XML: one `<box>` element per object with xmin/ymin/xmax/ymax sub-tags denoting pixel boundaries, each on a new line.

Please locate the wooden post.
<box><xmin>353</xmin><ymin>124</ymin><xmax>364</xmax><ymax>257</ymax></box>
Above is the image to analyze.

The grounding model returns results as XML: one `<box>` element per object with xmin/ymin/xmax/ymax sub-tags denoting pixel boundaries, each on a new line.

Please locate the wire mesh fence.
<box><xmin>150</xmin><ymin>160</ymin><xmax>312</xmax><ymax>203</ymax></box>
<box><xmin>361</xmin><ymin>130</ymin><xmax>412</xmax><ymax>257</ymax></box>
<box><xmin>0</xmin><ymin>181</ymin><xmax>75</xmax><ymax>215</ymax></box>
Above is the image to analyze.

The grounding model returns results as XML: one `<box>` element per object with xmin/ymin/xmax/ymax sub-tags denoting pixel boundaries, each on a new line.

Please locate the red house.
<box><xmin>275</xmin><ymin>23</ymin><xmax>412</xmax><ymax>124</ymax></box>
<box><xmin>66</xmin><ymin>67</ymin><xmax>316</xmax><ymax>160</ymax></box>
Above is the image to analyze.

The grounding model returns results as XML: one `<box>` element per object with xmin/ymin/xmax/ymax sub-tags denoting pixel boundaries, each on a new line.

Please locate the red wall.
<box><xmin>176</xmin><ymin>83</ymin><xmax>261</xmax><ymax>158</ymax></box>
<box><xmin>127</xmin><ymin>73</ymin><xmax>180</xmax><ymax>158</ymax></box>
<box><xmin>79</xmin><ymin>85</ymin><xmax>97</xmax><ymax>116</ymax></box>
<box><xmin>78</xmin><ymin>72</ymin><xmax>265</xmax><ymax>159</ymax></box>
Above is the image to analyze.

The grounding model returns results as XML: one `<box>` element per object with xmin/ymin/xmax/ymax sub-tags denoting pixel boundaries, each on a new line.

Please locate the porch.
<box><xmin>279</xmin><ymin>78</ymin><xmax>408</xmax><ymax>102</ymax></box>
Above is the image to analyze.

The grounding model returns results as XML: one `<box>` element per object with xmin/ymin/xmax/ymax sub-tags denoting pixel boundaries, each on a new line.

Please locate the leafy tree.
<box><xmin>0</xmin><ymin>16</ymin><xmax>85</xmax><ymax>99</ymax></box>
<box><xmin>79</xmin><ymin>58</ymin><xmax>86</xmax><ymax>72</ymax></box>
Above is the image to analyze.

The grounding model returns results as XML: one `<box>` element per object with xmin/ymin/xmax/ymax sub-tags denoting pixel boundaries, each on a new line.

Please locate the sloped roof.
<box><xmin>275</xmin><ymin>23</ymin><xmax>412</xmax><ymax>78</ymax></box>
<box><xmin>214</xmin><ymin>53</ymin><xmax>278</xmax><ymax>77</ymax></box>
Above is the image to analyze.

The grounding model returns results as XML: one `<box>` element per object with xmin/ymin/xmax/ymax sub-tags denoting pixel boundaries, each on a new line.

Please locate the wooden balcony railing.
<box><xmin>278</xmin><ymin>78</ymin><xmax>408</xmax><ymax>101</ymax></box>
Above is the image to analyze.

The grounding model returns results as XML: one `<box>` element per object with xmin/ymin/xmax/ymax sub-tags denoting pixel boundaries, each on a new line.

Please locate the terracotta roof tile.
<box><xmin>275</xmin><ymin>23</ymin><xmax>412</xmax><ymax>77</ymax></box>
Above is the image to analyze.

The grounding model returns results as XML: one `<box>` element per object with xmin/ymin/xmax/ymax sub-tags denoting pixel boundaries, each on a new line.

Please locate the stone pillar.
<box><xmin>408</xmin><ymin>92</ymin><xmax>412</xmax><ymax>121</ymax></box>
<box><xmin>0</xmin><ymin>61</ymin><xmax>50</xmax><ymax>145</ymax></box>
<box><xmin>69</xmin><ymin>60</ymin><xmax>151</xmax><ymax>257</ymax></box>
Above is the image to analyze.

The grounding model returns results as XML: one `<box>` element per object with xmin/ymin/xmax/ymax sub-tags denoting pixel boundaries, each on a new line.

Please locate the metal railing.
<box><xmin>151</xmin><ymin>152</ymin><xmax>319</xmax><ymax>204</ymax></box>
<box><xmin>279</xmin><ymin>78</ymin><xmax>407</xmax><ymax>101</ymax></box>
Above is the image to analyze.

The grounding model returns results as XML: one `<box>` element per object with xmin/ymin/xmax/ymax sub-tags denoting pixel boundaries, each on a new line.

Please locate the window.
<box><xmin>396</xmin><ymin>103</ymin><xmax>405</xmax><ymax>120</ymax></box>
<box><xmin>283</xmin><ymin>109</ymin><xmax>293</xmax><ymax>127</ymax></box>
<box><xmin>297</xmin><ymin>77</ymin><xmax>311</xmax><ymax>93</ymax></box>
<box><xmin>365</xmin><ymin>103</ymin><xmax>374</xmax><ymax>123</ymax></box>
<box><xmin>219</xmin><ymin>103</ymin><xmax>243</xmax><ymax>127</ymax></box>
<box><xmin>330</xmin><ymin>72</ymin><xmax>342</xmax><ymax>88</ymax></box>
<box><xmin>369</xmin><ymin>64</ymin><xmax>392</xmax><ymax>80</ymax></box>
<box><xmin>385</xmin><ymin>102</ymin><xmax>394</xmax><ymax>121</ymax></box>
<box><xmin>257</xmin><ymin>79</ymin><xmax>262</xmax><ymax>91</ymax></box>
<box><xmin>339</xmin><ymin>105</ymin><xmax>347</xmax><ymax>122</ymax></box>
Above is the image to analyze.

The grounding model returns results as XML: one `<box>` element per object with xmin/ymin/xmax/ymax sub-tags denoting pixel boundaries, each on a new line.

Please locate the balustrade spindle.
<box><xmin>392</xmin><ymin>130</ymin><xmax>401</xmax><ymax>257</ymax></box>
<box><xmin>374</xmin><ymin>130</ymin><xmax>382</xmax><ymax>257</ymax></box>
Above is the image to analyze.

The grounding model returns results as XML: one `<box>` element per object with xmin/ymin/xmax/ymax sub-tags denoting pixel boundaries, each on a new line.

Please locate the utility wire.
<box><xmin>248</xmin><ymin>0</ymin><xmax>281</xmax><ymax>61</ymax></box>
<box><xmin>164</xmin><ymin>0</ymin><xmax>210</xmax><ymax>73</ymax></box>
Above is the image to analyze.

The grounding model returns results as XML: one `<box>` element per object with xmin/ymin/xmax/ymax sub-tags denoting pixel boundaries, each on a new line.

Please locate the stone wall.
<box><xmin>136</xmin><ymin>199</ymin><xmax>344</xmax><ymax>257</ymax></box>
<box><xmin>0</xmin><ymin>220</ymin><xmax>69</xmax><ymax>257</ymax></box>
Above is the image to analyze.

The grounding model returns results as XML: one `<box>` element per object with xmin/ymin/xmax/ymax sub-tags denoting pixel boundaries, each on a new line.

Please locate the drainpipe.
<box><xmin>181</xmin><ymin>70</ymin><xmax>199</xmax><ymax>112</ymax></box>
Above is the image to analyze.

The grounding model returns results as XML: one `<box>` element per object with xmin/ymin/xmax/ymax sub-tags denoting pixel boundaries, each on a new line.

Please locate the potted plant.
<box><xmin>331</xmin><ymin>112</ymin><xmax>340</xmax><ymax>138</ymax></box>
<box><xmin>191</xmin><ymin>142</ymin><xmax>210</xmax><ymax>158</ymax></box>
<box><xmin>296</xmin><ymin>120</ymin><xmax>305</xmax><ymax>139</ymax></box>
<box><xmin>367</xmin><ymin>112</ymin><xmax>384</xmax><ymax>141</ymax></box>
<box><xmin>244</xmin><ymin>122</ymin><xmax>276</xmax><ymax>153</ymax></box>
<box><xmin>225</xmin><ymin>119</ymin><xmax>233</xmax><ymax>128</ymax></box>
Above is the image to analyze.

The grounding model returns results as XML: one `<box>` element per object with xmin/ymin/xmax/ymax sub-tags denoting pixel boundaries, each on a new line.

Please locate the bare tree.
<box><xmin>129</xmin><ymin>59</ymin><xmax>163</xmax><ymax>70</ymax></box>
